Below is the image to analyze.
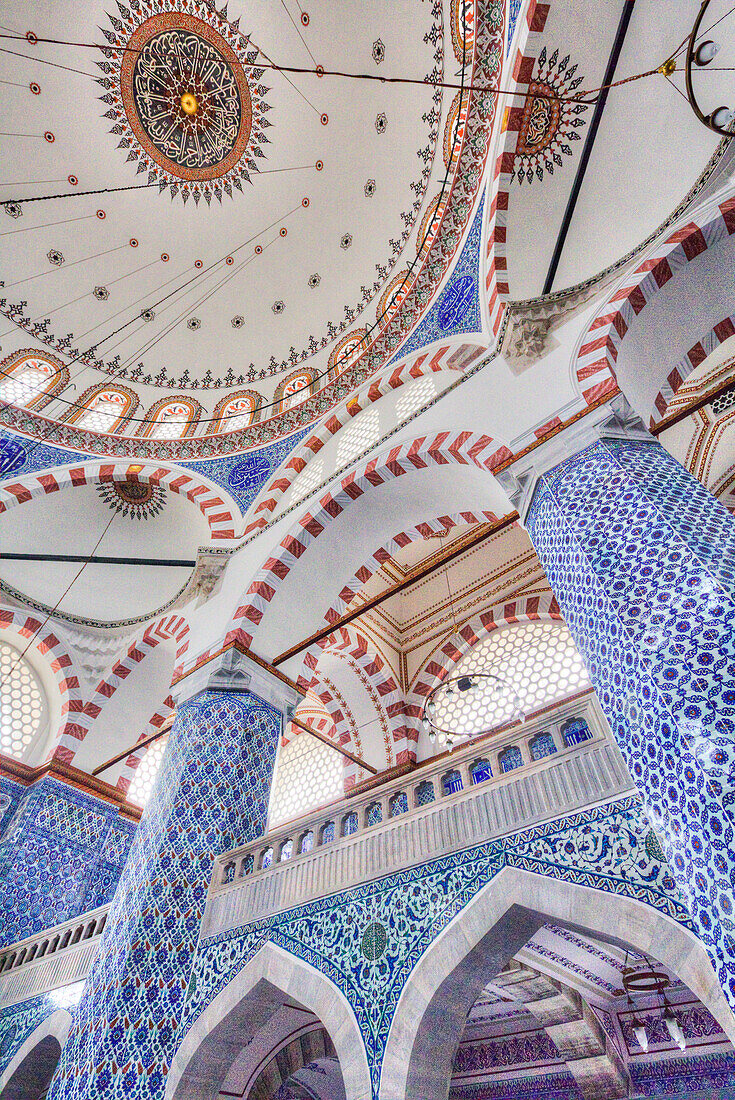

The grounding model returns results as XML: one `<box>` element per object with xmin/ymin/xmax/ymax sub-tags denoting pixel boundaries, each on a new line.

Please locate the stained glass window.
<box><xmin>342</xmin><ymin>812</ymin><xmax>358</xmax><ymax>837</ymax></box>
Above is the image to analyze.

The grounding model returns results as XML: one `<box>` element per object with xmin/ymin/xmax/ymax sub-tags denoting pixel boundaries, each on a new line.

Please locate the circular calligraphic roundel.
<box><xmin>360</xmin><ymin>921</ymin><xmax>388</xmax><ymax>961</ymax></box>
<box><xmin>120</xmin><ymin>13</ymin><xmax>253</xmax><ymax>181</ymax></box>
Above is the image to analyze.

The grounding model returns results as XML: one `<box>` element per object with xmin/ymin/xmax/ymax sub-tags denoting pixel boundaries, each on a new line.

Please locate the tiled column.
<box><xmin>501</xmin><ymin>397</ymin><xmax>735</xmax><ymax>1007</ymax></box>
<box><xmin>47</xmin><ymin>648</ymin><xmax>300</xmax><ymax>1100</ymax></box>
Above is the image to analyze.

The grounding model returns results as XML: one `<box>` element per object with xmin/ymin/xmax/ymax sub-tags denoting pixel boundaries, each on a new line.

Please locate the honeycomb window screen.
<box><xmin>430</xmin><ymin>622</ymin><xmax>591</xmax><ymax>739</ymax></box>
<box><xmin>336</xmin><ymin>407</ymin><xmax>380</xmax><ymax>469</ymax></box>
<box><xmin>269</xmin><ymin>731</ymin><xmax>344</xmax><ymax>827</ymax></box>
<box><xmin>127</xmin><ymin>735</ymin><xmax>168</xmax><ymax>807</ymax></box>
<box><xmin>290</xmin><ymin>457</ymin><xmax>324</xmax><ymax>506</ymax></box>
<box><xmin>395</xmin><ymin>377</ymin><xmax>436</xmax><ymax>420</ymax></box>
<box><xmin>0</xmin><ymin>642</ymin><xmax>47</xmax><ymax>760</ymax></box>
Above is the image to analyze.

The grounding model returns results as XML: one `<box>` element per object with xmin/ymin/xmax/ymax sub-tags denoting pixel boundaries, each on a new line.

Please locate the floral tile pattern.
<box><xmin>0</xmin><ymin>778</ymin><xmax>136</xmax><ymax>947</ymax></box>
<box><xmin>526</xmin><ymin>437</ymin><xmax>735</xmax><ymax>1010</ymax></box>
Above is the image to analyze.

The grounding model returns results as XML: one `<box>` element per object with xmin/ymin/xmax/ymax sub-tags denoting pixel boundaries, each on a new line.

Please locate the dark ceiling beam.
<box><xmin>271</xmin><ymin>512</ymin><xmax>519</xmax><ymax>667</ymax></box>
<box><xmin>542</xmin><ymin>0</ymin><xmax>637</xmax><ymax>295</ymax></box>
<box><xmin>651</xmin><ymin>376</ymin><xmax>735</xmax><ymax>435</ymax></box>
<box><xmin>289</xmin><ymin>716</ymin><xmax>378</xmax><ymax>774</ymax></box>
<box><xmin>2</xmin><ymin>552</ymin><xmax>196</xmax><ymax>567</ymax></box>
<box><xmin>93</xmin><ymin>710</ymin><xmax>376</xmax><ymax>778</ymax></box>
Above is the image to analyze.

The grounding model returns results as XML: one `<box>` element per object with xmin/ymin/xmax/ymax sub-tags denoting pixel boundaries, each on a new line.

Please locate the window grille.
<box><xmin>0</xmin><ymin>643</ymin><xmax>47</xmax><ymax>760</ymax></box>
<box><xmin>127</xmin><ymin>735</ymin><xmax>168</xmax><ymax>808</ymax></box>
<box><xmin>270</xmin><ymin>732</ymin><xmax>343</xmax><ymax>827</ymax></box>
<box><xmin>431</xmin><ymin>622</ymin><xmax>591</xmax><ymax>737</ymax></box>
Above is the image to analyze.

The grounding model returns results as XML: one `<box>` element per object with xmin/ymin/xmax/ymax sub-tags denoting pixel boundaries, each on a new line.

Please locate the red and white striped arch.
<box><xmin>0</xmin><ymin>461</ymin><xmax>238</xmax><ymax>539</ymax></box>
<box><xmin>297</xmin><ymin>624</ymin><xmax>400</xmax><ymax>756</ymax></box>
<box><xmin>227</xmin><ymin>431</ymin><xmax>512</xmax><ymax>653</ymax></box>
<box><xmin>115</xmin><ymin>694</ymin><xmax>175</xmax><ymax>796</ymax></box>
<box><xmin>243</xmin><ymin>343</ymin><xmax>485</xmax><ymax>535</ymax></box>
<box><xmin>485</xmin><ymin>0</ymin><xmax>550</xmax><ymax>334</ymax></box>
<box><xmin>324</xmin><ymin>510</ymin><xmax>501</xmax><ymax>627</ymax></box>
<box><xmin>574</xmin><ymin>198</ymin><xmax>735</xmax><ymax>412</ymax></box>
<box><xmin>650</xmin><ymin>314</ymin><xmax>735</xmax><ymax>425</ymax></box>
<box><xmin>405</xmin><ymin>592</ymin><xmax>562</xmax><ymax>738</ymax></box>
<box><xmin>0</xmin><ymin>606</ymin><xmax>88</xmax><ymax>756</ymax></box>
<box><xmin>55</xmin><ymin>613</ymin><xmax>189</xmax><ymax>763</ymax></box>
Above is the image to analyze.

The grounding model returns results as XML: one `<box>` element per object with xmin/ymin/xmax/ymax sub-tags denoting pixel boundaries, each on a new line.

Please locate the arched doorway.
<box><xmin>380</xmin><ymin>868</ymin><xmax>735</xmax><ymax>1100</ymax></box>
<box><xmin>0</xmin><ymin>1036</ymin><xmax>62</xmax><ymax>1100</ymax></box>
<box><xmin>167</xmin><ymin>942</ymin><xmax>370</xmax><ymax>1100</ymax></box>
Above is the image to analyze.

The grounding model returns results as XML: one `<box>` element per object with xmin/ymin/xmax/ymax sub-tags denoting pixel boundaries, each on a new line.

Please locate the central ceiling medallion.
<box><xmin>100</xmin><ymin>3</ymin><xmax>272</xmax><ymax>203</ymax></box>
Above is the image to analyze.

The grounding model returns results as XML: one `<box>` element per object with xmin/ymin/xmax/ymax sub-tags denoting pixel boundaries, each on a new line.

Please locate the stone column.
<box><xmin>48</xmin><ymin>647</ymin><xmax>301</xmax><ymax>1100</ymax></box>
<box><xmin>500</xmin><ymin>396</ymin><xmax>735</xmax><ymax>1006</ymax></box>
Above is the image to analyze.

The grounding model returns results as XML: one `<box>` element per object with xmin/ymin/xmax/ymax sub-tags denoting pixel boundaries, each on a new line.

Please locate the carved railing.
<box><xmin>0</xmin><ymin>699</ymin><xmax>635</xmax><ymax>1004</ymax></box>
<box><xmin>205</xmin><ymin>697</ymin><xmax>634</xmax><ymax>937</ymax></box>
<box><xmin>0</xmin><ymin>905</ymin><xmax>110</xmax><ymax>1008</ymax></box>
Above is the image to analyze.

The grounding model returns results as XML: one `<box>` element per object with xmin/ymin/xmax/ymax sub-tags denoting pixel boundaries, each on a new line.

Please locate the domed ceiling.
<box><xmin>0</xmin><ymin>0</ymin><xmax>502</xmax><ymax>457</ymax></box>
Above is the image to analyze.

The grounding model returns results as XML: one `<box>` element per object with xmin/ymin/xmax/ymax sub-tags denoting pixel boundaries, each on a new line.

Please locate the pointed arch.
<box><xmin>0</xmin><ymin>461</ymin><xmax>237</xmax><ymax>539</ymax></box>
<box><xmin>228</xmin><ymin>431</ymin><xmax>510</xmax><ymax>653</ymax></box>
<box><xmin>166</xmin><ymin>941</ymin><xmax>371</xmax><ymax>1100</ymax></box>
<box><xmin>380</xmin><ymin>867</ymin><xmax>735</xmax><ymax>1100</ymax></box>
<box><xmin>274</xmin><ymin>368</ymin><xmax>318</xmax><ymax>413</ymax></box>
<box><xmin>0</xmin><ymin>1009</ymin><xmax>71</xmax><ymax>1097</ymax></box>
<box><xmin>574</xmin><ymin>197</ymin><xmax>735</xmax><ymax>412</ymax></box>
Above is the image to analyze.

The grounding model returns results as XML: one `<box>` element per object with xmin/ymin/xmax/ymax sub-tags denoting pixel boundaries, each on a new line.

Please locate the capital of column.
<box><xmin>496</xmin><ymin>393</ymin><xmax>653</xmax><ymax>524</ymax></box>
<box><xmin>172</xmin><ymin>643</ymin><xmax>303</xmax><ymax>725</ymax></box>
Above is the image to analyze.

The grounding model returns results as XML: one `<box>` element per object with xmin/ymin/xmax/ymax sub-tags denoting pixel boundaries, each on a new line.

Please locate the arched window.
<box><xmin>530</xmin><ymin>732</ymin><xmax>557</xmax><ymax>761</ymax></box>
<box><xmin>327</xmin><ymin>328</ymin><xmax>369</xmax><ymax>379</ymax></box>
<box><xmin>212</xmin><ymin>390</ymin><xmax>262</xmax><ymax>433</ymax></box>
<box><xmin>269</xmin><ymin>732</ymin><xmax>343</xmax><ymax>828</ymax></box>
<box><xmin>342</xmin><ymin>811</ymin><xmax>358</xmax><ymax>837</ymax></box>
<box><xmin>127</xmin><ymin>735</ymin><xmax>168</xmax><ymax>808</ymax></box>
<box><xmin>260</xmin><ymin>847</ymin><xmax>273</xmax><ymax>869</ymax></box>
<box><xmin>67</xmin><ymin>385</ymin><xmax>138</xmax><ymax>434</ymax></box>
<box><xmin>276</xmin><ymin>370</ymin><xmax>316</xmax><ymax>413</ymax></box>
<box><xmin>0</xmin><ymin>351</ymin><xmax>67</xmax><ymax>411</ymax></box>
<box><xmin>139</xmin><ymin>397</ymin><xmax>202</xmax><ymax>439</ymax></box>
<box><xmin>0</xmin><ymin>642</ymin><xmax>48</xmax><ymax>761</ymax></box>
<box><xmin>299</xmin><ymin>830</ymin><xmax>314</xmax><ymax>854</ymax></box>
<box><xmin>499</xmin><ymin>745</ymin><xmax>523</xmax><ymax>773</ymax></box>
<box><xmin>428</xmin><ymin>622</ymin><xmax>592</xmax><ymax>737</ymax></box>
<box><xmin>561</xmin><ymin>716</ymin><xmax>593</xmax><ymax>747</ymax></box>
<box><xmin>320</xmin><ymin>821</ymin><xmax>335</xmax><ymax>845</ymax></box>
<box><xmin>279</xmin><ymin>838</ymin><xmax>293</xmax><ymax>862</ymax></box>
